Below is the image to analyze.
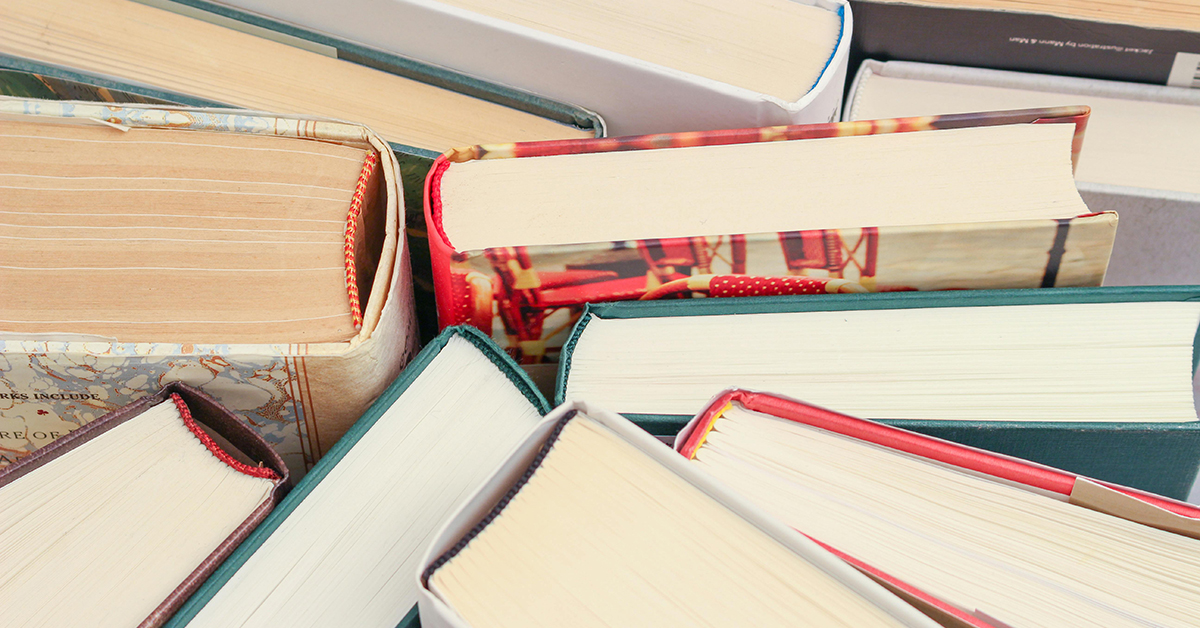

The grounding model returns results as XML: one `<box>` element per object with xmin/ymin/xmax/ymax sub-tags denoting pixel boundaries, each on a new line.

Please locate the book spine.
<box><xmin>849</xmin><ymin>1</ymin><xmax>1200</xmax><ymax>88</ymax></box>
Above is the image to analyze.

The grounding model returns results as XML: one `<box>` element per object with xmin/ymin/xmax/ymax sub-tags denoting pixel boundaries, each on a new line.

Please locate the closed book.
<box><xmin>848</xmin><ymin>0</ymin><xmax>1200</xmax><ymax>89</ymax></box>
<box><xmin>675</xmin><ymin>389</ymin><xmax>1200</xmax><ymax>628</ymax></box>
<box><xmin>0</xmin><ymin>98</ymin><xmax>414</xmax><ymax>478</ymax></box>
<box><xmin>416</xmin><ymin>400</ymin><xmax>943</xmax><ymax>628</ymax></box>
<box><xmin>556</xmin><ymin>287</ymin><xmax>1200</xmax><ymax>499</ymax></box>
<box><xmin>845</xmin><ymin>59</ymin><xmax>1200</xmax><ymax>286</ymax></box>
<box><xmin>0</xmin><ymin>381</ymin><xmax>289</xmax><ymax>628</ymax></box>
<box><xmin>166</xmin><ymin>326</ymin><xmax>549</xmax><ymax>628</ymax></box>
<box><xmin>0</xmin><ymin>0</ymin><xmax>605</xmax><ymax>341</ymax></box>
<box><xmin>427</xmin><ymin>108</ymin><xmax>1115</xmax><ymax>376</ymax></box>
<box><xmin>205</xmin><ymin>0</ymin><xmax>850</xmax><ymax>136</ymax></box>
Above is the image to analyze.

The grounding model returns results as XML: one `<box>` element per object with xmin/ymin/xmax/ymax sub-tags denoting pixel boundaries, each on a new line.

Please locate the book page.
<box><xmin>0</xmin><ymin>118</ymin><xmax>368</xmax><ymax>343</ymax></box>
<box><xmin>428</xmin><ymin>413</ymin><xmax>918</xmax><ymax>628</ymax></box>
<box><xmin>0</xmin><ymin>399</ymin><xmax>275</xmax><ymax>627</ymax></box>
<box><xmin>692</xmin><ymin>404</ymin><xmax>1200</xmax><ymax>628</ymax></box>
<box><xmin>564</xmin><ymin>301</ymin><xmax>1200</xmax><ymax>421</ymax></box>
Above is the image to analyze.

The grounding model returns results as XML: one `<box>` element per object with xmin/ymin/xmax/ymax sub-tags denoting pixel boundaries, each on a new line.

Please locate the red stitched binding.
<box><xmin>171</xmin><ymin>394</ymin><xmax>279</xmax><ymax>480</ymax></box>
<box><xmin>344</xmin><ymin>151</ymin><xmax>379</xmax><ymax>330</ymax></box>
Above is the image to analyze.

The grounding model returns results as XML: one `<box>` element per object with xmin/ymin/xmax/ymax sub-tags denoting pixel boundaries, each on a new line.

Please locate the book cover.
<box><xmin>557</xmin><ymin>286</ymin><xmax>1200</xmax><ymax>499</ymax></box>
<box><xmin>849</xmin><ymin>0</ymin><xmax>1200</xmax><ymax>89</ymax></box>
<box><xmin>0</xmin><ymin>98</ymin><xmax>416</xmax><ymax>479</ymax></box>
<box><xmin>166</xmin><ymin>325</ymin><xmax>549</xmax><ymax>628</ymax></box>
<box><xmin>427</xmin><ymin>108</ymin><xmax>1115</xmax><ymax>367</ymax></box>
<box><xmin>203</xmin><ymin>0</ymin><xmax>851</xmax><ymax>136</ymax></box>
<box><xmin>0</xmin><ymin>381</ymin><xmax>289</xmax><ymax>627</ymax></box>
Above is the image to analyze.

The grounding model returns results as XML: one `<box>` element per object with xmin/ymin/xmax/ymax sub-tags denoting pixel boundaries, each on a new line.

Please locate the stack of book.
<box><xmin>1</xmin><ymin>0</ymin><xmax>1197</xmax><ymax>626</ymax></box>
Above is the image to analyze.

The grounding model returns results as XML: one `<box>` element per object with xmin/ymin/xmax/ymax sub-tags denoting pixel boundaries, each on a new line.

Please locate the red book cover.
<box><xmin>677</xmin><ymin>389</ymin><xmax>1200</xmax><ymax>628</ymax></box>
<box><xmin>425</xmin><ymin>108</ymin><xmax>1116</xmax><ymax>365</ymax></box>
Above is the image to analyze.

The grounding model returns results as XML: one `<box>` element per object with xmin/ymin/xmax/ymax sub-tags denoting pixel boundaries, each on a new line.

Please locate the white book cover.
<box><xmin>211</xmin><ymin>0</ymin><xmax>851</xmax><ymax>136</ymax></box>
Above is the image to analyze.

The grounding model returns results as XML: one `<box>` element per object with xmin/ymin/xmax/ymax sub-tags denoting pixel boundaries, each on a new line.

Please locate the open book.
<box><xmin>428</xmin><ymin>108</ymin><xmax>1116</xmax><ymax>371</ymax></box>
<box><xmin>0</xmin><ymin>98</ymin><xmax>414</xmax><ymax>476</ymax></box>
<box><xmin>557</xmin><ymin>287</ymin><xmax>1200</xmax><ymax>498</ymax></box>
<box><xmin>676</xmin><ymin>389</ymin><xmax>1200</xmax><ymax>628</ymax></box>
<box><xmin>417</xmin><ymin>401</ymin><xmax>944</xmax><ymax>628</ymax></box>
<box><xmin>166</xmin><ymin>327</ymin><xmax>548</xmax><ymax>628</ymax></box>
<box><xmin>0</xmin><ymin>383</ymin><xmax>288</xmax><ymax>628</ymax></box>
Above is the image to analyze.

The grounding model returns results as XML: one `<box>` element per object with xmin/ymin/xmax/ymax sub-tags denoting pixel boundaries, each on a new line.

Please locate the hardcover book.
<box><xmin>845</xmin><ymin>59</ymin><xmax>1200</xmax><ymax>286</ymax></box>
<box><xmin>849</xmin><ymin>0</ymin><xmax>1200</xmax><ymax>89</ymax></box>
<box><xmin>208</xmin><ymin>0</ymin><xmax>851</xmax><ymax>136</ymax></box>
<box><xmin>0</xmin><ymin>0</ymin><xmax>605</xmax><ymax>341</ymax></box>
<box><xmin>417</xmin><ymin>400</ymin><xmax>943</xmax><ymax>628</ymax></box>
<box><xmin>427</xmin><ymin>108</ymin><xmax>1115</xmax><ymax>374</ymax></box>
<box><xmin>556</xmin><ymin>287</ymin><xmax>1200</xmax><ymax>499</ymax></box>
<box><xmin>0</xmin><ymin>382</ymin><xmax>289</xmax><ymax>628</ymax></box>
<box><xmin>0</xmin><ymin>98</ymin><xmax>415</xmax><ymax>478</ymax></box>
<box><xmin>166</xmin><ymin>326</ymin><xmax>549</xmax><ymax>628</ymax></box>
<box><xmin>675</xmin><ymin>389</ymin><xmax>1200</xmax><ymax>628</ymax></box>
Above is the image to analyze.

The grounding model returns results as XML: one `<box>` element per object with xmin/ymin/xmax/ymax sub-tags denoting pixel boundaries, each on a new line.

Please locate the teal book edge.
<box><xmin>556</xmin><ymin>287</ymin><xmax>1200</xmax><ymax>499</ymax></box>
<box><xmin>164</xmin><ymin>325</ymin><xmax>548</xmax><ymax>628</ymax></box>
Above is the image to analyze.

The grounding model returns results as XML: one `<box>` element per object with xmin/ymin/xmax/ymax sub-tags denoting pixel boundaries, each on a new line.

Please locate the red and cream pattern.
<box><xmin>428</xmin><ymin>107</ymin><xmax>1110</xmax><ymax>366</ymax></box>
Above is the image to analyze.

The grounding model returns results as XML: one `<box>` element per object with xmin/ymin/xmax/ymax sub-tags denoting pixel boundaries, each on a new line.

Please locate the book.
<box><xmin>0</xmin><ymin>98</ymin><xmax>415</xmax><ymax>478</ymax></box>
<box><xmin>208</xmin><ymin>0</ymin><xmax>851</xmax><ymax>136</ymax></box>
<box><xmin>845</xmin><ymin>59</ymin><xmax>1200</xmax><ymax>286</ymax></box>
<box><xmin>0</xmin><ymin>0</ymin><xmax>605</xmax><ymax>342</ymax></box>
<box><xmin>416</xmin><ymin>400</ymin><xmax>944</xmax><ymax>628</ymax></box>
<box><xmin>165</xmin><ymin>326</ymin><xmax>549</xmax><ymax>628</ymax></box>
<box><xmin>848</xmin><ymin>0</ymin><xmax>1200</xmax><ymax>89</ymax></box>
<box><xmin>427</xmin><ymin>108</ymin><xmax>1116</xmax><ymax>377</ymax></box>
<box><xmin>675</xmin><ymin>389</ymin><xmax>1200</xmax><ymax>628</ymax></box>
<box><xmin>556</xmin><ymin>287</ymin><xmax>1200</xmax><ymax>499</ymax></box>
<box><xmin>0</xmin><ymin>382</ymin><xmax>288</xmax><ymax>628</ymax></box>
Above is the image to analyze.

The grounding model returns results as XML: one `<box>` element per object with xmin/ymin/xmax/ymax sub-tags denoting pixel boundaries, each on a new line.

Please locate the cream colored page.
<box><xmin>853</xmin><ymin>74</ymin><xmax>1200</xmax><ymax>194</ymax></box>
<box><xmin>0</xmin><ymin>119</ymin><xmax>363</xmax><ymax>343</ymax></box>
<box><xmin>437</xmin><ymin>0</ymin><xmax>842</xmax><ymax>101</ymax></box>
<box><xmin>186</xmin><ymin>336</ymin><xmax>544</xmax><ymax>628</ymax></box>
<box><xmin>440</xmin><ymin>123</ymin><xmax>1084</xmax><ymax>251</ymax></box>
<box><xmin>430</xmin><ymin>416</ymin><xmax>911</xmax><ymax>628</ymax></box>
<box><xmin>693</xmin><ymin>405</ymin><xmax>1200</xmax><ymax>628</ymax></box>
<box><xmin>0</xmin><ymin>401</ymin><xmax>274</xmax><ymax>628</ymax></box>
<box><xmin>564</xmin><ymin>301</ymin><xmax>1200</xmax><ymax>420</ymax></box>
<box><xmin>0</xmin><ymin>0</ymin><xmax>590</xmax><ymax>150</ymax></box>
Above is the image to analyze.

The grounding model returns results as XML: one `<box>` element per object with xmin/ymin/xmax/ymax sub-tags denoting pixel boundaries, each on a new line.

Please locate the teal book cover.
<box><xmin>557</xmin><ymin>287</ymin><xmax>1200</xmax><ymax>499</ymax></box>
<box><xmin>164</xmin><ymin>326</ymin><xmax>548</xmax><ymax>628</ymax></box>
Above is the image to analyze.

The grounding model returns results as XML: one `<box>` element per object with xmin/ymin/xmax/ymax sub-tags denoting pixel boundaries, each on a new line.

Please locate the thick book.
<box><xmin>427</xmin><ymin>108</ymin><xmax>1116</xmax><ymax>374</ymax></box>
<box><xmin>675</xmin><ymin>389</ymin><xmax>1200</xmax><ymax>628</ymax></box>
<box><xmin>165</xmin><ymin>326</ymin><xmax>549</xmax><ymax>628</ymax></box>
<box><xmin>556</xmin><ymin>287</ymin><xmax>1200</xmax><ymax>499</ymax></box>
<box><xmin>0</xmin><ymin>98</ymin><xmax>415</xmax><ymax>478</ymax></box>
<box><xmin>207</xmin><ymin>0</ymin><xmax>850</xmax><ymax>136</ymax></box>
<box><xmin>416</xmin><ymin>400</ymin><xmax>944</xmax><ymax>628</ymax></box>
<box><xmin>0</xmin><ymin>382</ymin><xmax>289</xmax><ymax>628</ymax></box>
<box><xmin>849</xmin><ymin>0</ymin><xmax>1200</xmax><ymax>89</ymax></box>
<box><xmin>0</xmin><ymin>0</ymin><xmax>606</xmax><ymax>341</ymax></box>
<box><xmin>845</xmin><ymin>59</ymin><xmax>1200</xmax><ymax>286</ymax></box>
